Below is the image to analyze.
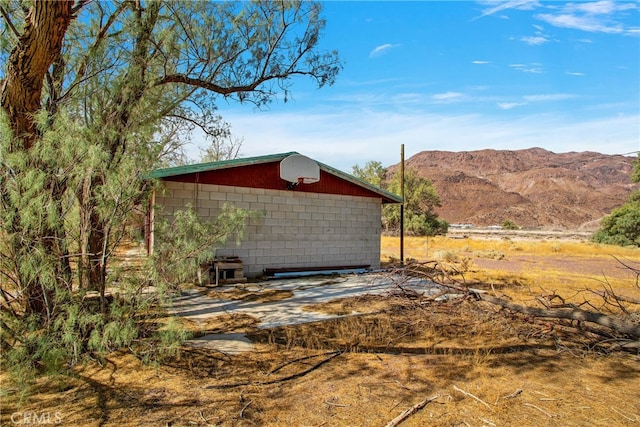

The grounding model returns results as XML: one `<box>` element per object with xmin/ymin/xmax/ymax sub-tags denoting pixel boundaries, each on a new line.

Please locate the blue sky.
<box><xmin>196</xmin><ymin>1</ymin><xmax>640</xmax><ymax>172</ymax></box>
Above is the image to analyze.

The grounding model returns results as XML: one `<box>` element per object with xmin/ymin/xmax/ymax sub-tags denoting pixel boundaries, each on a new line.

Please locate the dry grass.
<box><xmin>2</xmin><ymin>235</ymin><xmax>640</xmax><ymax>426</ymax></box>
<box><xmin>382</xmin><ymin>235</ymin><xmax>640</xmax><ymax>262</ymax></box>
<box><xmin>4</xmin><ymin>295</ymin><xmax>638</xmax><ymax>426</ymax></box>
<box><xmin>383</xmin><ymin>235</ymin><xmax>640</xmax><ymax>306</ymax></box>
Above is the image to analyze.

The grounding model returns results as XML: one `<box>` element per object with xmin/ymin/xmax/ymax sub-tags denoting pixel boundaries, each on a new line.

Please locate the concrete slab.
<box><xmin>184</xmin><ymin>333</ymin><xmax>254</xmax><ymax>355</ymax></box>
<box><xmin>168</xmin><ymin>272</ymin><xmax>442</xmax><ymax>353</ymax></box>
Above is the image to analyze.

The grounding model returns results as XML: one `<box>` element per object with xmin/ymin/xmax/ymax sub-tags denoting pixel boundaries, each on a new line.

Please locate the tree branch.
<box><xmin>477</xmin><ymin>293</ymin><xmax>640</xmax><ymax>339</ymax></box>
<box><xmin>0</xmin><ymin>5</ymin><xmax>20</xmax><ymax>39</ymax></box>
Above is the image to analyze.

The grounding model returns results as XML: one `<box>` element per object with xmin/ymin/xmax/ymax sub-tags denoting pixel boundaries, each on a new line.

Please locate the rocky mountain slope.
<box><xmin>399</xmin><ymin>147</ymin><xmax>638</xmax><ymax>230</ymax></box>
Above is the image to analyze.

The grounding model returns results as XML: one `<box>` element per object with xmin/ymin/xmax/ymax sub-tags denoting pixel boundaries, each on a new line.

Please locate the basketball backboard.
<box><xmin>279</xmin><ymin>154</ymin><xmax>320</xmax><ymax>184</ymax></box>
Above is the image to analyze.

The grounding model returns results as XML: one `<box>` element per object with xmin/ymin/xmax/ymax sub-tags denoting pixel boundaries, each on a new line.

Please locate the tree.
<box><xmin>199</xmin><ymin>120</ymin><xmax>244</xmax><ymax>163</ymax></box>
<box><xmin>352</xmin><ymin>161</ymin><xmax>446</xmax><ymax>236</ymax></box>
<box><xmin>502</xmin><ymin>220</ymin><xmax>519</xmax><ymax>230</ymax></box>
<box><xmin>385</xmin><ymin>168</ymin><xmax>447</xmax><ymax>236</ymax></box>
<box><xmin>352</xmin><ymin>161</ymin><xmax>386</xmax><ymax>188</ymax></box>
<box><xmin>0</xmin><ymin>0</ymin><xmax>341</xmax><ymax>377</ymax></box>
<box><xmin>0</xmin><ymin>0</ymin><xmax>76</xmax><ymax>319</ymax></box>
<box><xmin>593</xmin><ymin>155</ymin><xmax>640</xmax><ymax>247</ymax></box>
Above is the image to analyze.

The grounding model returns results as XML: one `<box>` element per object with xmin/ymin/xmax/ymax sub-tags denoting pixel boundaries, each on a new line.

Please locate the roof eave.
<box><xmin>147</xmin><ymin>151</ymin><xmax>298</xmax><ymax>179</ymax></box>
<box><xmin>317</xmin><ymin>161</ymin><xmax>402</xmax><ymax>204</ymax></box>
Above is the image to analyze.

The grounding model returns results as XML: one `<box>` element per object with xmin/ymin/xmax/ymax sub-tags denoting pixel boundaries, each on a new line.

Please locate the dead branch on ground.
<box><xmin>204</xmin><ymin>351</ymin><xmax>342</xmax><ymax>389</ymax></box>
<box><xmin>398</xmin><ymin>257</ymin><xmax>640</xmax><ymax>349</ymax></box>
<box><xmin>384</xmin><ymin>394</ymin><xmax>440</xmax><ymax>427</ymax></box>
<box><xmin>267</xmin><ymin>350</ymin><xmax>340</xmax><ymax>375</ymax></box>
<box><xmin>476</xmin><ymin>293</ymin><xmax>640</xmax><ymax>339</ymax></box>
<box><xmin>453</xmin><ymin>385</ymin><xmax>492</xmax><ymax>411</ymax></box>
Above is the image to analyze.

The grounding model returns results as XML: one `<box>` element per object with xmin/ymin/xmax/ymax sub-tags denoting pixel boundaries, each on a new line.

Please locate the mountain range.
<box><xmin>398</xmin><ymin>147</ymin><xmax>638</xmax><ymax>230</ymax></box>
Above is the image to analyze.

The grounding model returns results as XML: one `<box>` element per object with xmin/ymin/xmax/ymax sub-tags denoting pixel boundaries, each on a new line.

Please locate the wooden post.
<box><xmin>400</xmin><ymin>144</ymin><xmax>405</xmax><ymax>266</ymax></box>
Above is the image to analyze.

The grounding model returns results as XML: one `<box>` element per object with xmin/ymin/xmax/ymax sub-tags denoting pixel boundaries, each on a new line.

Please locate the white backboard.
<box><xmin>280</xmin><ymin>154</ymin><xmax>320</xmax><ymax>184</ymax></box>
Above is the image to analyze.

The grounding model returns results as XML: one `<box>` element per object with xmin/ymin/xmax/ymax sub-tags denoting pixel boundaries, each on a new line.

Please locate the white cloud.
<box><xmin>523</xmin><ymin>93</ymin><xmax>577</xmax><ymax>102</ymax></box>
<box><xmin>537</xmin><ymin>13</ymin><xmax>624</xmax><ymax>34</ymax></box>
<box><xmin>472</xmin><ymin>60</ymin><xmax>491</xmax><ymax>64</ymax></box>
<box><xmin>498</xmin><ymin>102</ymin><xmax>526</xmax><ymax>110</ymax></box>
<box><xmin>520</xmin><ymin>35</ymin><xmax>548</xmax><ymax>45</ymax></box>
<box><xmin>432</xmin><ymin>92</ymin><xmax>464</xmax><ymax>102</ymax></box>
<box><xmin>474</xmin><ymin>0</ymin><xmax>541</xmax><ymax>20</ymax></box>
<box><xmin>369</xmin><ymin>43</ymin><xmax>400</xmax><ymax>58</ymax></box>
<box><xmin>535</xmin><ymin>1</ymin><xmax>639</xmax><ymax>35</ymax></box>
<box><xmin>509</xmin><ymin>63</ymin><xmax>544</xmax><ymax>73</ymax></box>
<box><xmin>570</xmin><ymin>1</ymin><xmax>637</xmax><ymax>15</ymax></box>
<box><xmin>566</xmin><ymin>71</ymin><xmax>585</xmax><ymax>76</ymax></box>
<box><xmin>193</xmin><ymin>107</ymin><xmax>639</xmax><ymax>172</ymax></box>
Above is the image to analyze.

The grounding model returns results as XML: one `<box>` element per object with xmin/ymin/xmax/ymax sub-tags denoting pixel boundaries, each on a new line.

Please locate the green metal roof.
<box><xmin>148</xmin><ymin>152</ymin><xmax>402</xmax><ymax>203</ymax></box>
<box><xmin>148</xmin><ymin>152</ymin><xmax>298</xmax><ymax>179</ymax></box>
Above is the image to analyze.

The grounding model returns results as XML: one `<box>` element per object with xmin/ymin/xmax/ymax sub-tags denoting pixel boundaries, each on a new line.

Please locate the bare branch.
<box><xmin>477</xmin><ymin>293</ymin><xmax>640</xmax><ymax>339</ymax></box>
<box><xmin>385</xmin><ymin>394</ymin><xmax>440</xmax><ymax>427</ymax></box>
<box><xmin>0</xmin><ymin>5</ymin><xmax>20</xmax><ymax>39</ymax></box>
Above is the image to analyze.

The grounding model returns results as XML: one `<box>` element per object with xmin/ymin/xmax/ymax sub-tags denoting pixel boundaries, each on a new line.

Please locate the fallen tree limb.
<box><xmin>596</xmin><ymin>289</ymin><xmax>640</xmax><ymax>306</ymax></box>
<box><xmin>268</xmin><ymin>350</ymin><xmax>340</xmax><ymax>375</ymax></box>
<box><xmin>204</xmin><ymin>351</ymin><xmax>342</xmax><ymax>389</ymax></box>
<box><xmin>477</xmin><ymin>293</ymin><xmax>640</xmax><ymax>339</ymax></box>
<box><xmin>384</xmin><ymin>394</ymin><xmax>440</xmax><ymax>427</ymax></box>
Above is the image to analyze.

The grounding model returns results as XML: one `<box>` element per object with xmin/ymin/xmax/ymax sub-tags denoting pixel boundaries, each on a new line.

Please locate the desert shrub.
<box><xmin>593</xmin><ymin>157</ymin><xmax>640</xmax><ymax>247</ymax></box>
<box><xmin>0</xmin><ymin>203</ymin><xmax>256</xmax><ymax>389</ymax></box>
<box><xmin>592</xmin><ymin>198</ymin><xmax>640</xmax><ymax>247</ymax></box>
<box><xmin>433</xmin><ymin>250</ymin><xmax>459</xmax><ymax>263</ymax></box>
<box><xmin>150</xmin><ymin>203</ymin><xmax>256</xmax><ymax>290</ymax></box>
<box><xmin>502</xmin><ymin>220</ymin><xmax>519</xmax><ymax>230</ymax></box>
<box><xmin>474</xmin><ymin>250</ymin><xmax>505</xmax><ymax>260</ymax></box>
<box><xmin>459</xmin><ymin>256</ymin><xmax>474</xmax><ymax>272</ymax></box>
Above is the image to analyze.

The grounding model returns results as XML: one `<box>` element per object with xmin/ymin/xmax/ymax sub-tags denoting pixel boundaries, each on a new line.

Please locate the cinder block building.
<box><xmin>148</xmin><ymin>152</ymin><xmax>401</xmax><ymax>278</ymax></box>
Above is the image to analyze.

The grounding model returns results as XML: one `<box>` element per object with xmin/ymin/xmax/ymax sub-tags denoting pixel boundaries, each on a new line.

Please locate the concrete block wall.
<box><xmin>154</xmin><ymin>181</ymin><xmax>382</xmax><ymax>278</ymax></box>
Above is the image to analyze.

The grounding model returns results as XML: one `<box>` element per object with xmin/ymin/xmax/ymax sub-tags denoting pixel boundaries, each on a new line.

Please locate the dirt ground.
<box><xmin>2</xmin><ymin>238</ymin><xmax>639</xmax><ymax>426</ymax></box>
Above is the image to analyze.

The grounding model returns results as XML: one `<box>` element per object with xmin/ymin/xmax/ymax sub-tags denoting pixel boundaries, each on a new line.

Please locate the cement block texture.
<box><xmin>154</xmin><ymin>182</ymin><xmax>382</xmax><ymax>278</ymax></box>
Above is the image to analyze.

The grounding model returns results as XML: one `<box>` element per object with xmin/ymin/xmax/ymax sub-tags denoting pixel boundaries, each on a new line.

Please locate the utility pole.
<box><xmin>400</xmin><ymin>144</ymin><xmax>405</xmax><ymax>266</ymax></box>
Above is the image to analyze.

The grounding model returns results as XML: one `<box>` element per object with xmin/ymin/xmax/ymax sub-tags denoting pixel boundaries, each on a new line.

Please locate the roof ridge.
<box><xmin>148</xmin><ymin>151</ymin><xmax>298</xmax><ymax>179</ymax></box>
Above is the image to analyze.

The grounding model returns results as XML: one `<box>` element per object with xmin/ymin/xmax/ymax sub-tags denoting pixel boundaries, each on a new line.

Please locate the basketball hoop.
<box><xmin>280</xmin><ymin>154</ymin><xmax>320</xmax><ymax>189</ymax></box>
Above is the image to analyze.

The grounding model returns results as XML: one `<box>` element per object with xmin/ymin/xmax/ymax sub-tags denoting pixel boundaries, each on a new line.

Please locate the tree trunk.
<box><xmin>478</xmin><ymin>293</ymin><xmax>640</xmax><ymax>339</ymax></box>
<box><xmin>1</xmin><ymin>1</ymin><xmax>74</xmax><ymax>148</ymax></box>
<box><xmin>81</xmin><ymin>1</ymin><xmax>161</xmax><ymax>291</ymax></box>
<box><xmin>87</xmin><ymin>205</ymin><xmax>106</xmax><ymax>292</ymax></box>
<box><xmin>0</xmin><ymin>1</ymin><xmax>74</xmax><ymax>322</ymax></box>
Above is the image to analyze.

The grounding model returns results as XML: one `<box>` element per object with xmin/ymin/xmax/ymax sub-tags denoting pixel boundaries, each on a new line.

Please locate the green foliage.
<box><xmin>352</xmin><ymin>161</ymin><xmax>386</xmax><ymax>188</ymax></box>
<box><xmin>384</xmin><ymin>168</ymin><xmax>445</xmax><ymax>236</ymax></box>
<box><xmin>592</xmin><ymin>155</ymin><xmax>640</xmax><ymax>247</ymax></box>
<box><xmin>151</xmin><ymin>203</ymin><xmax>259</xmax><ymax>290</ymax></box>
<box><xmin>0</xmin><ymin>0</ymin><xmax>341</xmax><ymax>389</ymax></box>
<box><xmin>592</xmin><ymin>199</ymin><xmax>640</xmax><ymax>247</ymax></box>
<box><xmin>631</xmin><ymin>155</ymin><xmax>640</xmax><ymax>184</ymax></box>
<box><xmin>502</xmin><ymin>220</ymin><xmax>519</xmax><ymax>230</ymax></box>
<box><xmin>141</xmin><ymin>318</ymin><xmax>192</xmax><ymax>365</ymax></box>
<box><xmin>352</xmin><ymin>161</ymin><xmax>446</xmax><ymax>236</ymax></box>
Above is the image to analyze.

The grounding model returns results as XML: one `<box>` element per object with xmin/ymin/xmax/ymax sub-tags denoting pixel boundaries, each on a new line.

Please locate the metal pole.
<box><xmin>400</xmin><ymin>144</ymin><xmax>405</xmax><ymax>266</ymax></box>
